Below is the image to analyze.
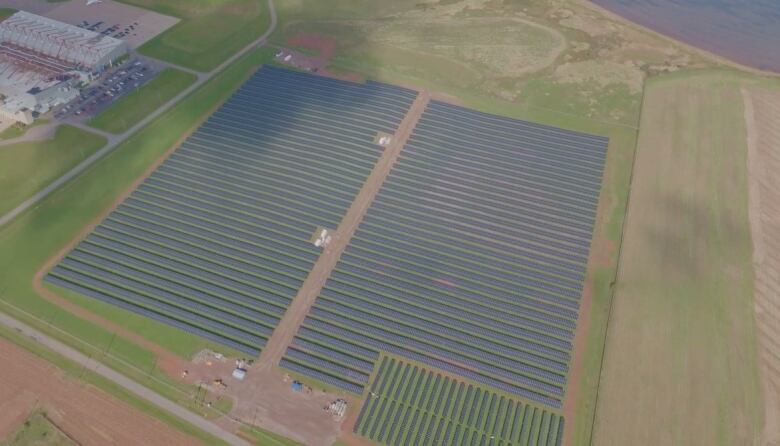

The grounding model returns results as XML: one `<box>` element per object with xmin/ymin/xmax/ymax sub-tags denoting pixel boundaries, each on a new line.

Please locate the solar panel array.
<box><xmin>45</xmin><ymin>66</ymin><xmax>417</xmax><ymax>356</ymax></box>
<box><xmin>283</xmin><ymin>100</ymin><xmax>608</xmax><ymax>408</ymax></box>
<box><xmin>355</xmin><ymin>357</ymin><xmax>564</xmax><ymax>446</ymax></box>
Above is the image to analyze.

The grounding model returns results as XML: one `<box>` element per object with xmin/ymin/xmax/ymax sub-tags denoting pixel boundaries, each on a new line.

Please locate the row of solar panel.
<box><xmin>284</xmin><ymin>99</ymin><xmax>608</xmax><ymax>408</ymax></box>
<box><xmin>45</xmin><ymin>66</ymin><xmax>418</xmax><ymax>356</ymax></box>
<box><xmin>354</xmin><ymin>357</ymin><xmax>564</xmax><ymax>446</ymax></box>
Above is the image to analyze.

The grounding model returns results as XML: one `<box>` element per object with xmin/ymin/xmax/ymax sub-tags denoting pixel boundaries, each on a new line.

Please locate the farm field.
<box><xmin>593</xmin><ymin>71</ymin><xmax>772</xmax><ymax>446</ymax></box>
<box><xmin>0</xmin><ymin>126</ymin><xmax>106</xmax><ymax>215</ymax></box>
<box><xmin>46</xmin><ymin>66</ymin><xmax>417</xmax><ymax>356</ymax></box>
<box><xmin>742</xmin><ymin>85</ymin><xmax>780</xmax><ymax>445</ymax></box>
<box><xmin>355</xmin><ymin>357</ymin><xmax>563</xmax><ymax>446</ymax></box>
<box><xmin>0</xmin><ymin>326</ymin><xmax>220</xmax><ymax>446</ymax></box>
<box><xmin>0</xmin><ymin>48</ymin><xmax>278</xmax><ymax>434</ymax></box>
<box><xmin>119</xmin><ymin>0</ymin><xmax>269</xmax><ymax>71</ymax></box>
<box><xmin>89</xmin><ymin>68</ymin><xmax>197</xmax><ymax>134</ymax></box>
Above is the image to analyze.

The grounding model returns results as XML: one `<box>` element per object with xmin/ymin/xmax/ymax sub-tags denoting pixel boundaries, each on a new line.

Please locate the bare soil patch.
<box><xmin>287</xmin><ymin>32</ymin><xmax>337</xmax><ymax>60</ymax></box>
<box><xmin>562</xmin><ymin>166</ymin><xmax>617</xmax><ymax>446</ymax></box>
<box><xmin>0</xmin><ymin>337</ymin><xmax>200</xmax><ymax>445</ymax></box>
<box><xmin>742</xmin><ymin>86</ymin><xmax>780</xmax><ymax>446</ymax></box>
<box><xmin>563</xmin><ymin>277</ymin><xmax>594</xmax><ymax>445</ymax></box>
<box><xmin>223</xmin><ymin>367</ymin><xmax>345</xmax><ymax>446</ymax></box>
<box><xmin>282</xmin><ymin>32</ymin><xmax>361</xmax><ymax>82</ymax></box>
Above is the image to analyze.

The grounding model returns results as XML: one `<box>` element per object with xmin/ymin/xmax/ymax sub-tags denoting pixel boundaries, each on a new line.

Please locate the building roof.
<box><xmin>0</xmin><ymin>11</ymin><xmax>125</xmax><ymax>68</ymax></box>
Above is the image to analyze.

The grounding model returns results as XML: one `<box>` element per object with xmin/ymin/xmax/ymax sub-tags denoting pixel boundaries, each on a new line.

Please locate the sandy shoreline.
<box><xmin>574</xmin><ymin>0</ymin><xmax>780</xmax><ymax>79</ymax></box>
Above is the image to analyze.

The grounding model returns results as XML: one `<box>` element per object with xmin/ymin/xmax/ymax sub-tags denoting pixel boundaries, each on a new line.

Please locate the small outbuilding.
<box><xmin>232</xmin><ymin>368</ymin><xmax>247</xmax><ymax>380</ymax></box>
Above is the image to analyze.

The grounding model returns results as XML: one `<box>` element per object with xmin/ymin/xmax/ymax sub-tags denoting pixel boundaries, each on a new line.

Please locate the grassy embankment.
<box><xmin>89</xmin><ymin>68</ymin><xmax>197</xmax><ymax>134</ymax></box>
<box><xmin>118</xmin><ymin>0</ymin><xmax>270</xmax><ymax>71</ymax></box>
<box><xmin>0</xmin><ymin>46</ymin><xmax>279</xmax><ymax>441</ymax></box>
<box><xmin>0</xmin><ymin>126</ymin><xmax>106</xmax><ymax>216</ymax></box>
<box><xmin>592</xmin><ymin>70</ymin><xmax>779</xmax><ymax>446</ymax></box>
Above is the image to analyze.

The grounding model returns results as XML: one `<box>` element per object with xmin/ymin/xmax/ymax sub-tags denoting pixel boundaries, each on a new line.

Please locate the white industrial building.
<box><xmin>0</xmin><ymin>11</ymin><xmax>128</xmax><ymax>123</ymax></box>
<box><xmin>0</xmin><ymin>11</ymin><xmax>127</xmax><ymax>71</ymax></box>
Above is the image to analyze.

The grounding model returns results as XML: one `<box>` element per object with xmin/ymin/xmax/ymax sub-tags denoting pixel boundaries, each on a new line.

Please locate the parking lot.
<box><xmin>53</xmin><ymin>58</ymin><xmax>159</xmax><ymax>122</ymax></box>
<box><xmin>41</xmin><ymin>0</ymin><xmax>179</xmax><ymax>49</ymax></box>
<box><xmin>76</xmin><ymin>19</ymin><xmax>141</xmax><ymax>41</ymax></box>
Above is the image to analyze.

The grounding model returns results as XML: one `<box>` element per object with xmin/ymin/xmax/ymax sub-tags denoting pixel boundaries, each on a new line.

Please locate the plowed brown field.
<box><xmin>743</xmin><ymin>86</ymin><xmax>780</xmax><ymax>446</ymax></box>
<box><xmin>0</xmin><ymin>337</ymin><xmax>201</xmax><ymax>446</ymax></box>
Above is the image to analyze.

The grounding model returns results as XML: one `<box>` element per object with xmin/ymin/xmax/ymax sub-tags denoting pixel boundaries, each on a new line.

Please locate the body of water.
<box><xmin>589</xmin><ymin>0</ymin><xmax>780</xmax><ymax>73</ymax></box>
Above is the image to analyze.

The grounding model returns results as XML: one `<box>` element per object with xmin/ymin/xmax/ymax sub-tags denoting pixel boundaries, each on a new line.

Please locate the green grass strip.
<box><xmin>89</xmin><ymin>68</ymin><xmax>197</xmax><ymax>134</ymax></box>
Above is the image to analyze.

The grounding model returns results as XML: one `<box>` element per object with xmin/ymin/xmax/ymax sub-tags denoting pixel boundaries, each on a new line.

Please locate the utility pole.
<box><xmin>103</xmin><ymin>332</ymin><xmax>116</xmax><ymax>356</ymax></box>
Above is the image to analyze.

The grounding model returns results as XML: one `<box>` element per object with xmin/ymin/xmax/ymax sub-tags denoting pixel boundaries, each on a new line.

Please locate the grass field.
<box><xmin>1</xmin><ymin>411</ymin><xmax>74</xmax><ymax>446</ymax></box>
<box><xmin>285</xmin><ymin>17</ymin><xmax>564</xmax><ymax>81</ymax></box>
<box><xmin>89</xmin><ymin>68</ymin><xmax>197</xmax><ymax>134</ymax></box>
<box><xmin>271</xmin><ymin>0</ymin><xmax>718</xmax><ymax>127</ymax></box>
<box><xmin>0</xmin><ymin>126</ymin><xmax>106</xmax><ymax>216</ymax></box>
<box><xmin>592</xmin><ymin>70</ymin><xmax>777</xmax><ymax>446</ymax></box>
<box><xmin>0</xmin><ymin>46</ymin><xmax>276</xmax><ymax>436</ymax></box>
<box><xmin>119</xmin><ymin>0</ymin><xmax>269</xmax><ymax>71</ymax></box>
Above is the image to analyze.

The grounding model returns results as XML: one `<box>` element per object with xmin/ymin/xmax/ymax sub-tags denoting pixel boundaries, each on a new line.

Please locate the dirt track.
<box><xmin>0</xmin><ymin>337</ymin><xmax>200</xmax><ymax>445</ymax></box>
<box><xmin>561</xmin><ymin>140</ymin><xmax>618</xmax><ymax>446</ymax></box>
<box><xmin>742</xmin><ymin>86</ymin><xmax>780</xmax><ymax>446</ymax></box>
<box><xmin>257</xmin><ymin>90</ymin><xmax>431</xmax><ymax>370</ymax></box>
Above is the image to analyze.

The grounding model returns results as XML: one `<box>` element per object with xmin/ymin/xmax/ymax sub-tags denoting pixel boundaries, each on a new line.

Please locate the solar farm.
<box><xmin>355</xmin><ymin>357</ymin><xmax>563</xmax><ymax>446</ymax></box>
<box><xmin>283</xmin><ymin>99</ymin><xmax>608</xmax><ymax>408</ymax></box>
<box><xmin>45</xmin><ymin>66</ymin><xmax>417</xmax><ymax>356</ymax></box>
<box><xmin>44</xmin><ymin>65</ymin><xmax>608</xmax><ymax>444</ymax></box>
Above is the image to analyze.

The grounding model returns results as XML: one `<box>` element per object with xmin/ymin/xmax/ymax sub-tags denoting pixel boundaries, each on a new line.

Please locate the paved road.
<box><xmin>0</xmin><ymin>0</ymin><xmax>277</xmax><ymax>228</ymax></box>
<box><xmin>0</xmin><ymin>311</ymin><xmax>252</xmax><ymax>446</ymax></box>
